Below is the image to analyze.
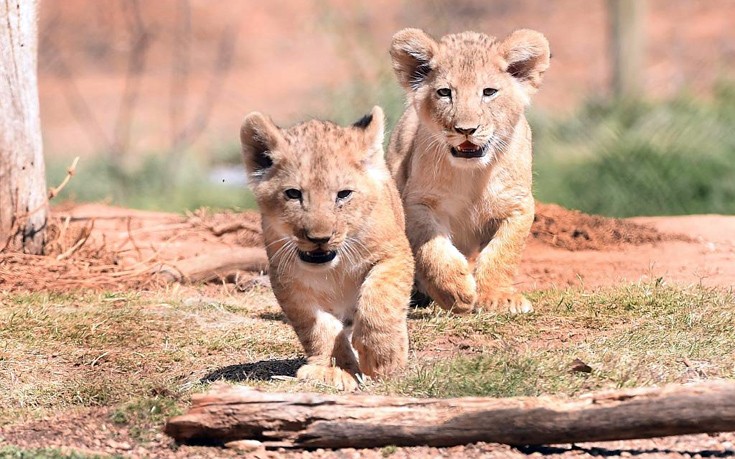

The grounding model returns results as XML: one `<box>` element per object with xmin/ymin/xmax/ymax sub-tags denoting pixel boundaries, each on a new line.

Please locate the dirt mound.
<box><xmin>531</xmin><ymin>203</ymin><xmax>686</xmax><ymax>251</ymax></box>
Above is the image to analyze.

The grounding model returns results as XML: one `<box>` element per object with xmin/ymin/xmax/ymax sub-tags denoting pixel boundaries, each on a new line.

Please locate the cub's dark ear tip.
<box><xmin>352</xmin><ymin>113</ymin><xmax>373</xmax><ymax>129</ymax></box>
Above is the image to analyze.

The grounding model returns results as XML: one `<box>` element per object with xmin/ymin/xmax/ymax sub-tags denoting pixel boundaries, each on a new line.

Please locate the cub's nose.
<box><xmin>454</xmin><ymin>126</ymin><xmax>478</xmax><ymax>136</ymax></box>
<box><xmin>305</xmin><ymin>233</ymin><xmax>332</xmax><ymax>245</ymax></box>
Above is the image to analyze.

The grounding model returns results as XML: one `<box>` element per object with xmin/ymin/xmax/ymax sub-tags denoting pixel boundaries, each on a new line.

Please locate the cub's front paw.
<box><xmin>476</xmin><ymin>291</ymin><xmax>533</xmax><ymax>314</ymax></box>
<box><xmin>430</xmin><ymin>273</ymin><xmax>477</xmax><ymax>314</ymax></box>
<box><xmin>353</xmin><ymin>331</ymin><xmax>408</xmax><ymax>379</ymax></box>
<box><xmin>296</xmin><ymin>364</ymin><xmax>359</xmax><ymax>391</ymax></box>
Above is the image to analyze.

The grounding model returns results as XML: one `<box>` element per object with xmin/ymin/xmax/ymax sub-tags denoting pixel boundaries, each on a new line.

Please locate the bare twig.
<box><xmin>48</xmin><ymin>156</ymin><xmax>80</xmax><ymax>199</ymax></box>
<box><xmin>209</xmin><ymin>221</ymin><xmax>262</xmax><ymax>237</ymax></box>
<box><xmin>124</xmin><ymin>216</ymin><xmax>143</xmax><ymax>257</ymax></box>
<box><xmin>56</xmin><ymin>220</ymin><xmax>95</xmax><ymax>261</ymax></box>
<box><xmin>4</xmin><ymin>156</ymin><xmax>81</xmax><ymax>251</ymax></box>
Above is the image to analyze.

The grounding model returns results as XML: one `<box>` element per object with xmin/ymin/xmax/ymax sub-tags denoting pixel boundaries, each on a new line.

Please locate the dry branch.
<box><xmin>48</xmin><ymin>156</ymin><xmax>79</xmax><ymax>199</ymax></box>
<box><xmin>165</xmin><ymin>380</ymin><xmax>735</xmax><ymax>448</ymax></box>
<box><xmin>154</xmin><ymin>247</ymin><xmax>268</xmax><ymax>283</ymax></box>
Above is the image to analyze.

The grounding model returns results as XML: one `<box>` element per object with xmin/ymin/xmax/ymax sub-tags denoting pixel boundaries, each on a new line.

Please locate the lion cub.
<box><xmin>240</xmin><ymin>106</ymin><xmax>413</xmax><ymax>390</ymax></box>
<box><xmin>387</xmin><ymin>28</ymin><xmax>550</xmax><ymax>314</ymax></box>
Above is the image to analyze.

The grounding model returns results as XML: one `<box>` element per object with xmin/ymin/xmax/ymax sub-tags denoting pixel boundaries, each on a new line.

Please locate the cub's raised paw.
<box><xmin>476</xmin><ymin>292</ymin><xmax>533</xmax><ymax>315</ymax></box>
<box><xmin>296</xmin><ymin>364</ymin><xmax>360</xmax><ymax>391</ymax></box>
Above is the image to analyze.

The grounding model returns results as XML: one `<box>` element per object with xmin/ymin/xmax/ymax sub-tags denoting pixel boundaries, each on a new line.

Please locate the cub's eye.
<box><xmin>436</xmin><ymin>88</ymin><xmax>452</xmax><ymax>98</ymax></box>
<box><xmin>284</xmin><ymin>189</ymin><xmax>302</xmax><ymax>200</ymax></box>
<box><xmin>483</xmin><ymin>88</ymin><xmax>498</xmax><ymax>97</ymax></box>
<box><xmin>336</xmin><ymin>190</ymin><xmax>353</xmax><ymax>201</ymax></box>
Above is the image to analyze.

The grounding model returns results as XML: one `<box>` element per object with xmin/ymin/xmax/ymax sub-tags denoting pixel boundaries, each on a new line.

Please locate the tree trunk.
<box><xmin>0</xmin><ymin>0</ymin><xmax>47</xmax><ymax>254</ymax></box>
<box><xmin>608</xmin><ymin>0</ymin><xmax>646</xmax><ymax>99</ymax></box>
<box><xmin>165</xmin><ymin>381</ymin><xmax>735</xmax><ymax>448</ymax></box>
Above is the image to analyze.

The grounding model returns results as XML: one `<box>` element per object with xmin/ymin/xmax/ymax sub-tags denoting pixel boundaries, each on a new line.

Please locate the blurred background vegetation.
<box><xmin>41</xmin><ymin>0</ymin><xmax>735</xmax><ymax>216</ymax></box>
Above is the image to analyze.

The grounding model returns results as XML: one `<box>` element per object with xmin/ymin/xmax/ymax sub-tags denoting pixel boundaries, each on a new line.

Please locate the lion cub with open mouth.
<box><xmin>240</xmin><ymin>106</ymin><xmax>414</xmax><ymax>390</ymax></box>
<box><xmin>387</xmin><ymin>28</ymin><xmax>550</xmax><ymax>314</ymax></box>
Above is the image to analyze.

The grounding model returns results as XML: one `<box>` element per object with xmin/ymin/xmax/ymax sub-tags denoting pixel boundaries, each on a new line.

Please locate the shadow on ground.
<box><xmin>257</xmin><ymin>311</ymin><xmax>287</xmax><ymax>322</ymax></box>
<box><xmin>201</xmin><ymin>357</ymin><xmax>305</xmax><ymax>383</ymax></box>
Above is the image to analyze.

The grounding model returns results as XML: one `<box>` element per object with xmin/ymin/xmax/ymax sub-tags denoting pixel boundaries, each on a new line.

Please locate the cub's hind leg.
<box><xmin>280</xmin><ymin>297</ymin><xmax>360</xmax><ymax>390</ymax></box>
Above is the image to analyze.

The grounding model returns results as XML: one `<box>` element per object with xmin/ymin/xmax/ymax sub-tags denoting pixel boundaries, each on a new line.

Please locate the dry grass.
<box><xmin>1</xmin><ymin>281</ymin><xmax>733</xmax><ymax>444</ymax></box>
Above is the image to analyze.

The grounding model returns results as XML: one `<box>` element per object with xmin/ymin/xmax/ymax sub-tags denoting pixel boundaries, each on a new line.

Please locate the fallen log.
<box><xmin>154</xmin><ymin>247</ymin><xmax>268</xmax><ymax>283</ymax></box>
<box><xmin>164</xmin><ymin>380</ymin><xmax>735</xmax><ymax>449</ymax></box>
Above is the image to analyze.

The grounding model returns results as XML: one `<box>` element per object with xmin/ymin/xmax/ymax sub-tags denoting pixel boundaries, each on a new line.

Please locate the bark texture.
<box><xmin>165</xmin><ymin>381</ymin><xmax>735</xmax><ymax>448</ymax></box>
<box><xmin>154</xmin><ymin>247</ymin><xmax>268</xmax><ymax>283</ymax></box>
<box><xmin>0</xmin><ymin>0</ymin><xmax>47</xmax><ymax>253</ymax></box>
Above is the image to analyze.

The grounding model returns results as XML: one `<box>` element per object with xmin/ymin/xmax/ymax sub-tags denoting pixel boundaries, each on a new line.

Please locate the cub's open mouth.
<box><xmin>450</xmin><ymin>140</ymin><xmax>488</xmax><ymax>159</ymax></box>
<box><xmin>298</xmin><ymin>249</ymin><xmax>337</xmax><ymax>264</ymax></box>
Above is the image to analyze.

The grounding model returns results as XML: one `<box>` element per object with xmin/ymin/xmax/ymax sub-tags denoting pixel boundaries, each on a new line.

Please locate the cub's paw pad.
<box><xmin>477</xmin><ymin>293</ymin><xmax>533</xmax><ymax>314</ymax></box>
<box><xmin>296</xmin><ymin>364</ymin><xmax>359</xmax><ymax>391</ymax></box>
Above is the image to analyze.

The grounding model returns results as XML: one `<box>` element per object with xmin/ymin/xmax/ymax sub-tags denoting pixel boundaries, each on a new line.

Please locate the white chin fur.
<box><xmin>298</xmin><ymin>254</ymin><xmax>341</xmax><ymax>272</ymax></box>
<box><xmin>447</xmin><ymin>151</ymin><xmax>493</xmax><ymax>169</ymax></box>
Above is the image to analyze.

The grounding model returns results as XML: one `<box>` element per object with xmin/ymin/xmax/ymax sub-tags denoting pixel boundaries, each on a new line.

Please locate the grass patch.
<box><xmin>532</xmin><ymin>82</ymin><xmax>735</xmax><ymax>217</ymax></box>
<box><xmin>1</xmin><ymin>282</ymin><xmax>733</xmax><ymax>451</ymax></box>
<box><xmin>46</xmin><ymin>151</ymin><xmax>256</xmax><ymax>213</ymax></box>
<box><xmin>110</xmin><ymin>396</ymin><xmax>181</xmax><ymax>442</ymax></box>
<box><xmin>0</xmin><ymin>288</ymin><xmax>292</xmax><ymax>424</ymax></box>
<box><xmin>388</xmin><ymin>282</ymin><xmax>735</xmax><ymax>398</ymax></box>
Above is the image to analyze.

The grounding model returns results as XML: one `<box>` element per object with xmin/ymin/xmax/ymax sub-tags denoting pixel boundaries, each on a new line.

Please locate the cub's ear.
<box><xmin>390</xmin><ymin>28</ymin><xmax>438</xmax><ymax>91</ymax></box>
<box><xmin>240</xmin><ymin>112</ymin><xmax>284</xmax><ymax>180</ymax></box>
<box><xmin>499</xmin><ymin>29</ymin><xmax>550</xmax><ymax>100</ymax></box>
<box><xmin>352</xmin><ymin>106</ymin><xmax>385</xmax><ymax>164</ymax></box>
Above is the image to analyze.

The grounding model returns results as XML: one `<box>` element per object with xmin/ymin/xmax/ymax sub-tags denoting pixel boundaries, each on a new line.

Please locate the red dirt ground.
<box><xmin>3</xmin><ymin>202</ymin><xmax>733</xmax><ymax>294</ymax></box>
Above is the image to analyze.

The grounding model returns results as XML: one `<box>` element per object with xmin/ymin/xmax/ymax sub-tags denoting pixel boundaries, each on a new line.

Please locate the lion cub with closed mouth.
<box><xmin>241</xmin><ymin>106</ymin><xmax>414</xmax><ymax>391</ymax></box>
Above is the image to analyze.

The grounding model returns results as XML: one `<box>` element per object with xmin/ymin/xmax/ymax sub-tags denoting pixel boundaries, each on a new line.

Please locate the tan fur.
<box><xmin>388</xmin><ymin>29</ymin><xmax>550</xmax><ymax>314</ymax></box>
<box><xmin>241</xmin><ymin>106</ymin><xmax>414</xmax><ymax>390</ymax></box>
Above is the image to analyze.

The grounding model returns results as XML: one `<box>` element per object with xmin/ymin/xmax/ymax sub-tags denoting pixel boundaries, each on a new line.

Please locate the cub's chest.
<box><xmin>288</xmin><ymin>266</ymin><xmax>364</xmax><ymax>317</ymax></box>
<box><xmin>432</xmin><ymin>175</ymin><xmax>496</xmax><ymax>224</ymax></box>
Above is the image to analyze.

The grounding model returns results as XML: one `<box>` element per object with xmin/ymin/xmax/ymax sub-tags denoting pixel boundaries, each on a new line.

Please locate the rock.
<box><xmin>107</xmin><ymin>439</ymin><xmax>132</xmax><ymax>450</ymax></box>
<box><xmin>224</xmin><ymin>439</ymin><xmax>264</xmax><ymax>452</ymax></box>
